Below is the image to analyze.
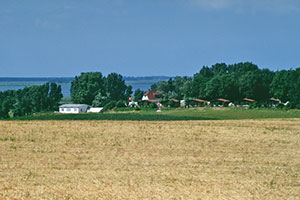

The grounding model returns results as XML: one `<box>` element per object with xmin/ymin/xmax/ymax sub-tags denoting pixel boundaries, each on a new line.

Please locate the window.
<box><xmin>74</xmin><ymin>108</ymin><xmax>77</xmax><ymax>112</ymax></box>
<box><xmin>61</xmin><ymin>108</ymin><xmax>64</xmax><ymax>111</ymax></box>
<box><xmin>67</xmin><ymin>108</ymin><xmax>71</xmax><ymax>111</ymax></box>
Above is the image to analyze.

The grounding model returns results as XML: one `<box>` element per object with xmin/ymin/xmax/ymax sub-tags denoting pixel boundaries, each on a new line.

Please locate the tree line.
<box><xmin>149</xmin><ymin>62</ymin><xmax>300</xmax><ymax>108</ymax></box>
<box><xmin>69</xmin><ymin>62</ymin><xmax>300</xmax><ymax>109</ymax></box>
<box><xmin>1</xmin><ymin>62</ymin><xmax>300</xmax><ymax>119</ymax></box>
<box><xmin>0</xmin><ymin>83</ymin><xmax>63</xmax><ymax>118</ymax></box>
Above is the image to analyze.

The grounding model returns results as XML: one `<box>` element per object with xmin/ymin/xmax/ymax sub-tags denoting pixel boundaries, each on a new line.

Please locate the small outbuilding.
<box><xmin>59</xmin><ymin>104</ymin><xmax>88</xmax><ymax>114</ymax></box>
<box><xmin>180</xmin><ymin>100</ymin><xmax>186</xmax><ymax>107</ymax></box>
<box><xmin>87</xmin><ymin>107</ymin><xmax>103</xmax><ymax>113</ymax></box>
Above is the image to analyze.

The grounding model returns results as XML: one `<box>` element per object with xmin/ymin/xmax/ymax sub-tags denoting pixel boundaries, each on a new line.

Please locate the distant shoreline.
<box><xmin>0</xmin><ymin>77</ymin><xmax>74</xmax><ymax>83</ymax></box>
<box><xmin>0</xmin><ymin>76</ymin><xmax>172</xmax><ymax>97</ymax></box>
<box><xmin>0</xmin><ymin>76</ymin><xmax>174</xmax><ymax>82</ymax></box>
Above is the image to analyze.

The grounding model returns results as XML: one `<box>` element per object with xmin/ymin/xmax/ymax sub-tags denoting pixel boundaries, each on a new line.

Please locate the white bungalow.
<box><xmin>59</xmin><ymin>104</ymin><xmax>88</xmax><ymax>114</ymax></box>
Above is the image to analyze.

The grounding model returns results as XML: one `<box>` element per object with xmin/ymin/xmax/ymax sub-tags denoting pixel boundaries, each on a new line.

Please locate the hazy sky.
<box><xmin>1</xmin><ymin>0</ymin><xmax>300</xmax><ymax>77</ymax></box>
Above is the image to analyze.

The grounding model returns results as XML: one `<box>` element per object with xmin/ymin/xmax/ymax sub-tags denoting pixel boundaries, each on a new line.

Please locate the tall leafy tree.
<box><xmin>270</xmin><ymin>70</ymin><xmax>290</xmax><ymax>102</ymax></box>
<box><xmin>228</xmin><ymin>62</ymin><xmax>259</xmax><ymax>75</ymax></box>
<box><xmin>211</xmin><ymin>63</ymin><xmax>228</xmax><ymax>75</ymax></box>
<box><xmin>192</xmin><ymin>66</ymin><xmax>214</xmax><ymax>98</ymax></box>
<box><xmin>105</xmin><ymin>72</ymin><xmax>128</xmax><ymax>101</ymax></box>
<box><xmin>48</xmin><ymin>83</ymin><xmax>63</xmax><ymax>110</ymax></box>
<box><xmin>125</xmin><ymin>85</ymin><xmax>133</xmax><ymax>100</ymax></box>
<box><xmin>133</xmin><ymin>89</ymin><xmax>145</xmax><ymax>101</ymax></box>
<box><xmin>204</xmin><ymin>74</ymin><xmax>239</xmax><ymax>100</ymax></box>
<box><xmin>70</xmin><ymin>72</ymin><xmax>105</xmax><ymax>105</ymax></box>
<box><xmin>92</xmin><ymin>91</ymin><xmax>110</xmax><ymax>107</ymax></box>
<box><xmin>238</xmin><ymin>71</ymin><xmax>269</xmax><ymax>100</ymax></box>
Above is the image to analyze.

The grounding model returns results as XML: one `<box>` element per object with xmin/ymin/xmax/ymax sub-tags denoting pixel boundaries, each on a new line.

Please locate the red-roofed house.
<box><xmin>268</xmin><ymin>98</ymin><xmax>281</xmax><ymax>107</ymax></box>
<box><xmin>210</xmin><ymin>98</ymin><xmax>230</xmax><ymax>107</ymax></box>
<box><xmin>241</xmin><ymin>98</ymin><xmax>255</xmax><ymax>107</ymax></box>
<box><xmin>217</xmin><ymin>98</ymin><xmax>230</xmax><ymax>102</ymax></box>
<box><xmin>192</xmin><ymin>99</ymin><xmax>206</xmax><ymax>107</ymax></box>
<box><xmin>270</xmin><ymin>98</ymin><xmax>281</xmax><ymax>102</ymax></box>
<box><xmin>243</xmin><ymin>98</ymin><xmax>255</xmax><ymax>102</ymax></box>
<box><xmin>142</xmin><ymin>90</ymin><xmax>159</xmax><ymax>102</ymax></box>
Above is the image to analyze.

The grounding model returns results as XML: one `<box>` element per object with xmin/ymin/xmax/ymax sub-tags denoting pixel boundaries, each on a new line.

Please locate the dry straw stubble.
<box><xmin>0</xmin><ymin>119</ymin><xmax>300</xmax><ymax>199</ymax></box>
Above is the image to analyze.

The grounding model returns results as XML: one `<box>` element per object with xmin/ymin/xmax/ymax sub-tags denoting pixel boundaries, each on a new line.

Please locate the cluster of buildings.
<box><xmin>58</xmin><ymin>90</ymin><xmax>284</xmax><ymax>113</ymax></box>
<box><xmin>140</xmin><ymin>90</ymin><xmax>284</xmax><ymax>108</ymax></box>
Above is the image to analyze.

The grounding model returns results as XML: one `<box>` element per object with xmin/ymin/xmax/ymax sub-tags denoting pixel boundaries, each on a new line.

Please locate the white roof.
<box><xmin>59</xmin><ymin>104</ymin><xmax>88</xmax><ymax>108</ymax></box>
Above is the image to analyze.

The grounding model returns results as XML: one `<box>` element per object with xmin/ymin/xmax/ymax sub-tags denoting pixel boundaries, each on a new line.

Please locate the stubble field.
<box><xmin>0</xmin><ymin>120</ymin><xmax>300</xmax><ymax>199</ymax></box>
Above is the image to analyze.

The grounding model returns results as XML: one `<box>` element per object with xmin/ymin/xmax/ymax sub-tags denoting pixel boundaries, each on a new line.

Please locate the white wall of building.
<box><xmin>59</xmin><ymin>105</ymin><xmax>88</xmax><ymax>114</ymax></box>
<box><xmin>87</xmin><ymin>107</ymin><xmax>103</xmax><ymax>113</ymax></box>
<box><xmin>142</xmin><ymin>95</ymin><xmax>149</xmax><ymax>101</ymax></box>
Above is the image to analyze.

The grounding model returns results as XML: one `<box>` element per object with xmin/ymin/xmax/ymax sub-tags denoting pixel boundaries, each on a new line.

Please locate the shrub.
<box><xmin>116</xmin><ymin>100</ymin><xmax>126</xmax><ymax>108</ymax></box>
<box><xmin>135</xmin><ymin>107</ymin><xmax>141</xmax><ymax>111</ymax></box>
<box><xmin>276</xmin><ymin>103</ymin><xmax>284</xmax><ymax>109</ymax></box>
<box><xmin>114</xmin><ymin>107</ymin><xmax>138</xmax><ymax>112</ymax></box>
<box><xmin>149</xmin><ymin>102</ymin><xmax>157</xmax><ymax>109</ymax></box>
<box><xmin>168</xmin><ymin>101</ymin><xmax>175</xmax><ymax>108</ymax></box>
<box><xmin>103</xmin><ymin>100</ymin><xmax>116</xmax><ymax>111</ymax></box>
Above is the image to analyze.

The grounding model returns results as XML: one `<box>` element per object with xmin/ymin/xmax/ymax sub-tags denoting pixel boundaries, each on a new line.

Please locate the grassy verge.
<box><xmin>8</xmin><ymin>107</ymin><xmax>300</xmax><ymax>121</ymax></box>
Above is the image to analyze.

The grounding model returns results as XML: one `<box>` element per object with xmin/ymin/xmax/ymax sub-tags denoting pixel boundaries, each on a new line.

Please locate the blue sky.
<box><xmin>1</xmin><ymin>0</ymin><xmax>300</xmax><ymax>77</ymax></box>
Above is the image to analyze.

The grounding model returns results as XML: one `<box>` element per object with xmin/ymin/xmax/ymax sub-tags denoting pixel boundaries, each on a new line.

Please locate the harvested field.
<box><xmin>0</xmin><ymin>120</ymin><xmax>300</xmax><ymax>199</ymax></box>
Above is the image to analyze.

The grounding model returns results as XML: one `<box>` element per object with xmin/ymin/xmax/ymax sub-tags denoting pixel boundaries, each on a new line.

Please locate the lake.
<box><xmin>0</xmin><ymin>77</ymin><xmax>170</xmax><ymax>97</ymax></box>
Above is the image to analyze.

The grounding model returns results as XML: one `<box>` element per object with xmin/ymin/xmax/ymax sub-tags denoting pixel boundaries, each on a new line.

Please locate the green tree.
<box><xmin>71</xmin><ymin>72</ymin><xmax>105</xmax><ymax>105</ymax></box>
<box><xmin>204</xmin><ymin>74</ymin><xmax>239</xmax><ymax>101</ymax></box>
<box><xmin>125</xmin><ymin>85</ymin><xmax>133</xmax><ymax>101</ymax></box>
<box><xmin>150</xmin><ymin>83</ymin><xmax>158</xmax><ymax>90</ymax></box>
<box><xmin>105</xmin><ymin>73</ymin><xmax>127</xmax><ymax>101</ymax></box>
<box><xmin>270</xmin><ymin>70</ymin><xmax>290</xmax><ymax>102</ymax></box>
<box><xmin>270</xmin><ymin>69</ymin><xmax>300</xmax><ymax>108</ymax></box>
<box><xmin>0</xmin><ymin>83</ymin><xmax>62</xmax><ymax>118</ymax></box>
<box><xmin>228</xmin><ymin>62</ymin><xmax>259</xmax><ymax>75</ymax></box>
<box><xmin>133</xmin><ymin>89</ymin><xmax>145</xmax><ymax>101</ymax></box>
<box><xmin>0</xmin><ymin>93</ymin><xmax>15</xmax><ymax>118</ymax></box>
<box><xmin>192</xmin><ymin>66</ymin><xmax>214</xmax><ymax>98</ymax></box>
<box><xmin>211</xmin><ymin>63</ymin><xmax>228</xmax><ymax>75</ymax></box>
<box><xmin>48</xmin><ymin>83</ymin><xmax>63</xmax><ymax>110</ymax></box>
<box><xmin>92</xmin><ymin>91</ymin><xmax>110</xmax><ymax>107</ymax></box>
<box><xmin>238</xmin><ymin>71</ymin><xmax>269</xmax><ymax>101</ymax></box>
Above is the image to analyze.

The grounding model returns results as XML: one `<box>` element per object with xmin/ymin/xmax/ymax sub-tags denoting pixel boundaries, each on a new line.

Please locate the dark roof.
<box><xmin>193</xmin><ymin>99</ymin><xmax>205</xmax><ymax>103</ymax></box>
<box><xmin>217</xmin><ymin>98</ymin><xmax>230</xmax><ymax>102</ymax></box>
<box><xmin>243</xmin><ymin>98</ymin><xmax>255</xmax><ymax>102</ymax></box>
<box><xmin>59</xmin><ymin>104</ymin><xmax>88</xmax><ymax>108</ymax></box>
<box><xmin>144</xmin><ymin>90</ymin><xmax>159</xmax><ymax>100</ymax></box>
